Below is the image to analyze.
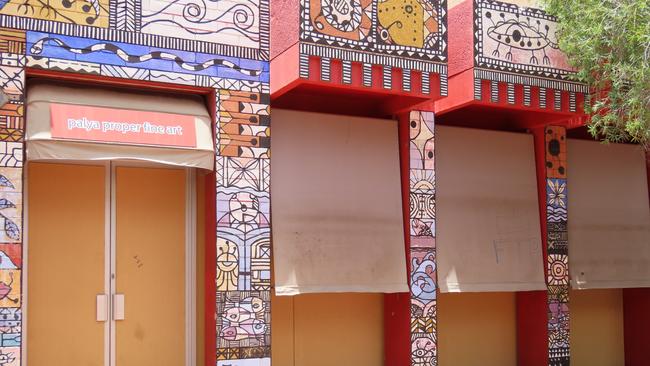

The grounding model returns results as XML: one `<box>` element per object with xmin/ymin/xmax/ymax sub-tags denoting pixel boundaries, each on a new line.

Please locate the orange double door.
<box><xmin>26</xmin><ymin>162</ymin><xmax>198</xmax><ymax>366</ymax></box>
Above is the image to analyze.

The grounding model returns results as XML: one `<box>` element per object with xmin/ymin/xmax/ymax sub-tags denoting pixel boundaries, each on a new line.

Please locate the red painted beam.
<box><xmin>436</xmin><ymin>68</ymin><xmax>586</xmax><ymax>124</ymax></box>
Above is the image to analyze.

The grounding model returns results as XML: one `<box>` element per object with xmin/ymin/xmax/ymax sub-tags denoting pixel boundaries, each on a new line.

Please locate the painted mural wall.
<box><xmin>299</xmin><ymin>0</ymin><xmax>448</xmax><ymax>94</ymax></box>
<box><xmin>408</xmin><ymin>110</ymin><xmax>437</xmax><ymax>366</ymax></box>
<box><xmin>0</xmin><ymin>0</ymin><xmax>271</xmax><ymax>365</ymax></box>
<box><xmin>544</xmin><ymin>126</ymin><xmax>570</xmax><ymax>366</ymax></box>
<box><xmin>472</xmin><ymin>0</ymin><xmax>587</xmax><ymax>109</ymax></box>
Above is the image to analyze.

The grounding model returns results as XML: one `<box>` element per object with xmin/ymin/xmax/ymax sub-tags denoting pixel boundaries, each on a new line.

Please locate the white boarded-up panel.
<box><xmin>568</xmin><ymin>139</ymin><xmax>650</xmax><ymax>289</ymax></box>
<box><xmin>437</xmin><ymin>126</ymin><xmax>545</xmax><ymax>293</ymax></box>
<box><xmin>271</xmin><ymin>109</ymin><xmax>408</xmax><ymax>295</ymax></box>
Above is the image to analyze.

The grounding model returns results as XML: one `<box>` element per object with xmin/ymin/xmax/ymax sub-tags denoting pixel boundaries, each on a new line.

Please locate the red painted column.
<box><xmin>384</xmin><ymin>113</ymin><xmax>415</xmax><ymax>366</ymax></box>
<box><xmin>205</xmin><ymin>171</ymin><xmax>217</xmax><ymax>366</ymax></box>
<box><xmin>522</xmin><ymin>126</ymin><xmax>570</xmax><ymax>366</ymax></box>
<box><xmin>623</xmin><ymin>288</ymin><xmax>650</xmax><ymax>366</ymax></box>
<box><xmin>385</xmin><ymin>111</ymin><xmax>437</xmax><ymax>366</ymax></box>
<box><xmin>516</xmin><ymin>127</ymin><xmax>553</xmax><ymax>366</ymax></box>
<box><xmin>622</xmin><ymin>153</ymin><xmax>650</xmax><ymax>366</ymax></box>
<box><xmin>516</xmin><ymin>291</ymin><xmax>548</xmax><ymax>366</ymax></box>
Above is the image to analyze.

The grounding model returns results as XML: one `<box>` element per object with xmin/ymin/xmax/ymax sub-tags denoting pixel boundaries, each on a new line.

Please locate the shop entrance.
<box><xmin>26</xmin><ymin>161</ymin><xmax>197</xmax><ymax>366</ymax></box>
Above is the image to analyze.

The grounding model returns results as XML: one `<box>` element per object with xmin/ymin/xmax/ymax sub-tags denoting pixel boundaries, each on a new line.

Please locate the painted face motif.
<box><xmin>228</xmin><ymin>192</ymin><xmax>259</xmax><ymax>223</ymax></box>
<box><xmin>221</xmin><ymin>326</ymin><xmax>246</xmax><ymax>341</ymax></box>
<box><xmin>411</xmin><ymin>336</ymin><xmax>436</xmax><ymax>361</ymax></box>
<box><xmin>409</xmin><ymin>112</ymin><xmax>434</xmax><ymax>170</ymax></box>
<box><xmin>241</xmin><ymin>296</ymin><xmax>265</xmax><ymax>315</ymax></box>
<box><xmin>223</xmin><ymin>305</ymin><xmax>253</xmax><ymax>324</ymax></box>
<box><xmin>320</xmin><ymin>0</ymin><xmax>362</xmax><ymax>32</ymax></box>
<box><xmin>216</xmin><ymin>238</ymin><xmax>238</xmax><ymax>272</ymax></box>
<box><xmin>221</xmin><ymin>320</ymin><xmax>266</xmax><ymax>341</ymax></box>
<box><xmin>240</xmin><ymin>318</ymin><xmax>266</xmax><ymax>335</ymax></box>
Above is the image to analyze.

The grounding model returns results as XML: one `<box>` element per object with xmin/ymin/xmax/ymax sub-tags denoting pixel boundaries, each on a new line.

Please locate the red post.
<box><xmin>384</xmin><ymin>112</ymin><xmax>414</xmax><ymax>366</ymax></box>
<box><xmin>622</xmin><ymin>154</ymin><xmax>650</xmax><ymax>366</ymax></box>
<box><xmin>205</xmin><ymin>170</ymin><xmax>217</xmax><ymax>366</ymax></box>
<box><xmin>515</xmin><ymin>127</ymin><xmax>553</xmax><ymax>366</ymax></box>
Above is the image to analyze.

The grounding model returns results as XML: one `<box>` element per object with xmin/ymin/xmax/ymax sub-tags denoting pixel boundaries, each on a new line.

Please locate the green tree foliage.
<box><xmin>543</xmin><ymin>0</ymin><xmax>650</xmax><ymax>149</ymax></box>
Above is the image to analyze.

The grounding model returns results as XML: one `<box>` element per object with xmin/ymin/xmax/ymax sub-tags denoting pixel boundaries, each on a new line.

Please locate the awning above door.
<box><xmin>26</xmin><ymin>81</ymin><xmax>214</xmax><ymax>169</ymax></box>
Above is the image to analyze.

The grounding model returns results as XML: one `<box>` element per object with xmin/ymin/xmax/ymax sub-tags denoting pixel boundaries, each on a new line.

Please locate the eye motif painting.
<box><xmin>484</xmin><ymin>11</ymin><xmax>559</xmax><ymax>65</ymax></box>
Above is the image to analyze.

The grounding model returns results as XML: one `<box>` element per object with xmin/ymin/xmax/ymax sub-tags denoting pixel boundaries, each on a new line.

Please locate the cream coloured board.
<box><xmin>436</xmin><ymin>126</ymin><xmax>545</xmax><ymax>292</ymax></box>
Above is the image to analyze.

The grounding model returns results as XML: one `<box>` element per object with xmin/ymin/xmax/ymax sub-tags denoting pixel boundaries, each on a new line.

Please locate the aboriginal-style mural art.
<box><xmin>141</xmin><ymin>0</ymin><xmax>262</xmax><ymax>49</ymax></box>
<box><xmin>377</xmin><ymin>0</ymin><xmax>440</xmax><ymax>49</ymax></box>
<box><xmin>472</xmin><ymin>0</ymin><xmax>587</xmax><ymax>108</ymax></box>
<box><xmin>0</xmin><ymin>27</ymin><xmax>22</xmax><ymax>366</ymax></box>
<box><xmin>408</xmin><ymin>110</ymin><xmax>437</xmax><ymax>366</ymax></box>
<box><xmin>216</xmin><ymin>89</ymin><xmax>271</xmax><ymax>365</ymax></box>
<box><xmin>544</xmin><ymin>125</ymin><xmax>570</xmax><ymax>366</ymax></box>
<box><xmin>300</xmin><ymin>0</ymin><xmax>448</xmax><ymax>94</ymax></box>
<box><xmin>0</xmin><ymin>0</ymin><xmax>109</xmax><ymax>27</ymax></box>
<box><xmin>0</xmin><ymin>0</ymin><xmax>271</xmax><ymax>364</ymax></box>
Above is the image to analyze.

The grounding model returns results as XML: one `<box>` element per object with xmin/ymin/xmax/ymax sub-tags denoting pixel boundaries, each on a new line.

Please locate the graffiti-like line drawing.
<box><xmin>485</xmin><ymin>11</ymin><xmax>558</xmax><ymax>65</ymax></box>
<box><xmin>142</xmin><ymin>0</ymin><xmax>259</xmax><ymax>42</ymax></box>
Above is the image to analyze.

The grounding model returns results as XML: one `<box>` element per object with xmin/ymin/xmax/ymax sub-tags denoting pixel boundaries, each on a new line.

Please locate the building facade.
<box><xmin>0</xmin><ymin>0</ymin><xmax>646</xmax><ymax>365</ymax></box>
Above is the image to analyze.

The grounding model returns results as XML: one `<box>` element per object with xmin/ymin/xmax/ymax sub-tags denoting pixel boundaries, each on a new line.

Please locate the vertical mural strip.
<box><xmin>408</xmin><ymin>111</ymin><xmax>437</xmax><ymax>366</ymax></box>
<box><xmin>0</xmin><ymin>27</ymin><xmax>24</xmax><ymax>366</ymax></box>
<box><xmin>215</xmin><ymin>90</ymin><xmax>271</xmax><ymax>366</ymax></box>
<box><xmin>544</xmin><ymin>126</ymin><xmax>570</xmax><ymax>366</ymax></box>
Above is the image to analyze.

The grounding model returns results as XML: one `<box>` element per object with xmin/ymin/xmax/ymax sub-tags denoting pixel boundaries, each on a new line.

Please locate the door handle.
<box><xmin>96</xmin><ymin>294</ymin><xmax>108</xmax><ymax>322</ymax></box>
<box><xmin>113</xmin><ymin>294</ymin><xmax>125</xmax><ymax>321</ymax></box>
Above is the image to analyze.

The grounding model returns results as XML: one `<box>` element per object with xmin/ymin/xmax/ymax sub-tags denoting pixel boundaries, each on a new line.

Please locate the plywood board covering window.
<box><xmin>271</xmin><ymin>293</ymin><xmax>384</xmax><ymax>366</ymax></box>
<box><xmin>570</xmin><ymin>289</ymin><xmax>625</xmax><ymax>366</ymax></box>
<box><xmin>271</xmin><ymin>109</ymin><xmax>407</xmax><ymax>295</ymax></box>
<box><xmin>437</xmin><ymin>292</ymin><xmax>517</xmax><ymax>366</ymax></box>
<box><xmin>567</xmin><ymin>139</ymin><xmax>650</xmax><ymax>289</ymax></box>
<box><xmin>436</xmin><ymin>126</ymin><xmax>545</xmax><ymax>293</ymax></box>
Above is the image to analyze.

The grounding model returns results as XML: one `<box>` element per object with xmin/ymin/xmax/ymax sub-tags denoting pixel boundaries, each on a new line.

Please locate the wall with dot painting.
<box><xmin>271</xmin><ymin>0</ymin><xmax>449</xmax><ymax>95</ymax></box>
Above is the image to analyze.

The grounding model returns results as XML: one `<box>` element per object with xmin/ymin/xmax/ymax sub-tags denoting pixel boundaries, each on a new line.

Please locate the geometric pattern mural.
<box><xmin>0</xmin><ymin>0</ymin><xmax>271</xmax><ymax>363</ymax></box>
<box><xmin>472</xmin><ymin>0</ymin><xmax>587</xmax><ymax>106</ymax></box>
<box><xmin>544</xmin><ymin>125</ymin><xmax>570</xmax><ymax>366</ymax></box>
<box><xmin>300</xmin><ymin>0</ymin><xmax>448</xmax><ymax>95</ymax></box>
<box><xmin>216</xmin><ymin>90</ymin><xmax>271</xmax><ymax>366</ymax></box>
<box><xmin>0</xmin><ymin>28</ymin><xmax>23</xmax><ymax>366</ymax></box>
<box><xmin>408</xmin><ymin>110</ymin><xmax>436</xmax><ymax>366</ymax></box>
